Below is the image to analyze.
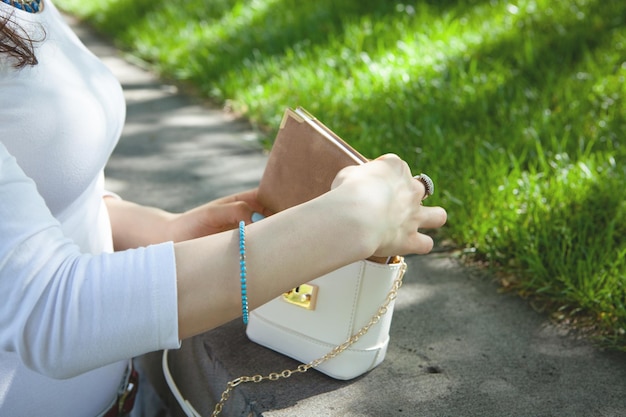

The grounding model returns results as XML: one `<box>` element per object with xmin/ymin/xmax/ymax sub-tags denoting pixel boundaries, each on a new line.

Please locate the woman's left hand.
<box><xmin>168</xmin><ymin>188</ymin><xmax>270</xmax><ymax>242</ymax></box>
<box><xmin>105</xmin><ymin>188</ymin><xmax>269</xmax><ymax>250</ymax></box>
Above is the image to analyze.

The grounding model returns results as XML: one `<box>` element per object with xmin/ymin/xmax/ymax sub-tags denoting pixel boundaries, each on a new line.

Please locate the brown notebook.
<box><xmin>257</xmin><ymin>108</ymin><xmax>395</xmax><ymax>264</ymax></box>
<box><xmin>257</xmin><ymin>107</ymin><xmax>369</xmax><ymax>214</ymax></box>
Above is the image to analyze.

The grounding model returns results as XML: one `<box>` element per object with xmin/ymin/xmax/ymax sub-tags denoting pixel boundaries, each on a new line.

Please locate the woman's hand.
<box><xmin>167</xmin><ymin>189</ymin><xmax>271</xmax><ymax>242</ymax></box>
<box><xmin>175</xmin><ymin>154</ymin><xmax>447</xmax><ymax>337</ymax></box>
<box><xmin>105</xmin><ymin>188</ymin><xmax>270</xmax><ymax>250</ymax></box>
<box><xmin>330</xmin><ymin>154</ymin><xmax>447</xmax><ymax>257</ymax></box>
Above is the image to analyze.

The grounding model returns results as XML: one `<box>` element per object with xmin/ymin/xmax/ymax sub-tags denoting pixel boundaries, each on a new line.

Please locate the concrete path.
<box><xmin>66</xmin><ymin>13</ymin><xmax>626</xmax><ymax>417</ymax></box>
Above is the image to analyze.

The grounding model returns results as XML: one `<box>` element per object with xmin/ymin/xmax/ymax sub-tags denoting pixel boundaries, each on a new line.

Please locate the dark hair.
<box><xmin>0</xmin><ymin>12</ymin><xmax>39</xmax><ymax>67</ymax></box>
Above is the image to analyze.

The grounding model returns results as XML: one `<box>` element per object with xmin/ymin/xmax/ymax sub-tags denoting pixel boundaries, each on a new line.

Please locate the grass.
<box><xmin>56</xmin><ymin>0</ymin><xmax>626</xmax><ymax>348</ymax></box>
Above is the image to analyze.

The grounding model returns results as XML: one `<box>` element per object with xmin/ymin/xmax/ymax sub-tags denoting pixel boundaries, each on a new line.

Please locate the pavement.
<box><xmin>66</xmin><ymin>13</ymin><xmax>626</xmax><ymax>417</ymax></box>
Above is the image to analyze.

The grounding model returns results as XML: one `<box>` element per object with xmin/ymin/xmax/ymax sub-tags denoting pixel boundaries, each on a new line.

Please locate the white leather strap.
<box><xmin>162</xmin><ymin>349</ymin><xmax>202</xmax><ymax>417</ymax></box>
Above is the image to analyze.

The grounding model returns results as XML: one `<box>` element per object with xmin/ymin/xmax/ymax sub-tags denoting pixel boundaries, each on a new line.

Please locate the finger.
<box><xmin>211</xmin><ymin>189</ymin><xmax>272</xmax><ymax>217</ymax></box>
<box><xmin>383</xmin><ymin>231</ymin><xmax>433</xmax><ymax>257</ymax></box>
<box><xmin>374</xmin><ymin>153</ymin><xmax>400</xmax><ymax>161</ymax></box>
<box><xmin>413</xmin><ymin>174</ymin><xmax>435</xmax><ymax>200</ymax></box>
<box><xmin>212</xmin><ymin>189</ymin><xmax>256</xmax><ymax>205</ymax></box>
<box><xmin>237</xmin><ymin>189</ymin><xmax>273</xmax><ymax>217</ymax></box>
<box><xmin>416</xmin><ymin>206</ymin><xmax>448</xmax><ymax>229</ymax></box>
<box><xmin>411</xmin><ymin>175</ymin><xmax>427</xmax><ymax>199</ymax></box>
<box><xmin>331</xmin><ymin>164</ymin><xmax>362</xmax><ymax>187</ymax></box>
<box><xmin>221</xmin><ymin>201</ymin><xmax>256</xmax><ymax>227</ymax></box>
<box><xmin>192</xmin><ymin>201</ymin><xmax>255</xmax><ymax>234</ymax></box>
<box><xmin>413</xmin><ymin>232</ymin><xmax>435</xmax><ymax>255</ymax></box>
<box><xmin>375</xmin><ymin>154</ymin><xmax>412</xmax><ymax>177</ymax></box>
<box><xmin>222</xmin><ymin>201</ymin><xmax>271</xmax><ymax>225</ymax></box>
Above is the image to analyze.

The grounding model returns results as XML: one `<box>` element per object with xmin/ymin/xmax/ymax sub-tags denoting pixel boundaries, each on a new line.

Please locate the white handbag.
<box><xmin>247</xmin><ymin>107</ymin><xmax>408</xmax><ymax>380</ymax></box>
<box><xmin>246</xmin><ymin>256</ymin><xmax>407</xmax><ymax>380</ymax></box>
<box><xmin>162</xmin><ymin>256</ymin><xmax>406</xmax><ymax>417</ymax></box>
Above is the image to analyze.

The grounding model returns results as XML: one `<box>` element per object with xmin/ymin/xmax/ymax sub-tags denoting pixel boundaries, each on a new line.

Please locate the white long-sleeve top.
<box><xmin>0</xmin><ymin>2</ymin><xmax>180</xmax><ymax>416</ymax></box>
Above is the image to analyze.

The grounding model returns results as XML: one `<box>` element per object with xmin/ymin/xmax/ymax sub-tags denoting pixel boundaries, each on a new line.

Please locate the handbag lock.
<box><xmin>282</xmin><ymin>284</ymin><xmax>318</xmax><ymax>310</ymax></box>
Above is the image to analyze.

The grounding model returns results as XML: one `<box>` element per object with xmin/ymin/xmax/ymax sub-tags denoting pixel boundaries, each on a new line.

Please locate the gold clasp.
<box><xmin>282</xmin><ymin>284</ymin><xmax>318</xmax><ymax>310</ymax></box>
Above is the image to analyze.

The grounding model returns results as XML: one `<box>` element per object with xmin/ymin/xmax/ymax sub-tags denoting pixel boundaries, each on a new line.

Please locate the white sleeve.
<box><xmin>0</xmin><ymin>143</ymin><xmax>181</xmax><ymax>379</ymax></box>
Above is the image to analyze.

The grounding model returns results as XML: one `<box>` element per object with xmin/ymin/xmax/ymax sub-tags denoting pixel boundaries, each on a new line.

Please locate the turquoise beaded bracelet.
<box><xmin>238</xmin><ymin>221</ymin><xmax>249</xmax><ymax>324</ymax></box>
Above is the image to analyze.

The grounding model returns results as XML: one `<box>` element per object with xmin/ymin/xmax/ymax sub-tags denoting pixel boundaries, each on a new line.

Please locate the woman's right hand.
<box><xmin>330</xmin><ymin>154</ymin><xmax>447</xmax><ymax>258</ymax></box>
<box><xmin>175</xmin><ymin>153</ymin><xmax>447</xmax><ymax>337</ymax></box>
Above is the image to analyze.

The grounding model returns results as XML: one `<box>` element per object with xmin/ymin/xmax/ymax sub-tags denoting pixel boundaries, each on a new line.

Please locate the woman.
<box><xmin>0</xmin><ymin>1</ymin><xmax>447</xmax><ymax>416</ymax></box>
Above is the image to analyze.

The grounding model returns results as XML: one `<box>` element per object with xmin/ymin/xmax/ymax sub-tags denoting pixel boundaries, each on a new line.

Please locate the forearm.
<box><xmin>104</xmin><ymin>197</ymin><xmax>176</xmax><ymax>251</ymax></box>
<box><xmin>175</xmin><ymin>188</ymin><xmax>375</xmax><ymax>338</ymax></box>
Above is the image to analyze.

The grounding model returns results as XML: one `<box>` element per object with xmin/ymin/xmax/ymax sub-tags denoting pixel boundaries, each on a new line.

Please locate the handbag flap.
<box><xmin>249</xmin><ymin>259</ymin><xmax>403</xmax><ymax>346</ymax></box>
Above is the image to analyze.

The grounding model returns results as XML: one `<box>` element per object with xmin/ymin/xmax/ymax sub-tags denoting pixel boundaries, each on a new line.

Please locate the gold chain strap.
<box><xmin>211</xmin><ymin>261</ymin><xmax>407</xmax><ymax>417</ymax></box>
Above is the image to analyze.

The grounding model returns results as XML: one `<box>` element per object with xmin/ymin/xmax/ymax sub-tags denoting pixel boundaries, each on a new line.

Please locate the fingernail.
<box><xmin>251</xmin><ymin>212</ymin><xmax>265</xmax><ymax>222</ymax></box>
